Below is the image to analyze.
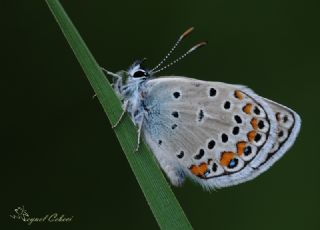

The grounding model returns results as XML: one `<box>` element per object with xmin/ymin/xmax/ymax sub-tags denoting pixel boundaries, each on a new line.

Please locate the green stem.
<box><xmin>45</xmin><ymin>0</ymin><xmax>193</xmax><ymax>229</ymax></box>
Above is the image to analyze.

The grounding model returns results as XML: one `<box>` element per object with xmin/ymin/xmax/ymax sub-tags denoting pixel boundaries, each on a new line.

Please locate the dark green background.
<box><xmin>2</xmin><ymin>0</ymin><xmax>319</xmax><ymax>229</ymax></box>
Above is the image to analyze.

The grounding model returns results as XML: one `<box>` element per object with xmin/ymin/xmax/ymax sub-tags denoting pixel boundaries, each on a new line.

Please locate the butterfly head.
<box><xmin>128</xmin><ymin>59</ymin><xmax>151</xmax><ymax>80</ymax></box>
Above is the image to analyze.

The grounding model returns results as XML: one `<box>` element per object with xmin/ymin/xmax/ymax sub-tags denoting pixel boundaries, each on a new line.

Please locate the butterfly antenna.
<box><xmin>151</xmin><ymin>41</ymin><xmax>207</xmax><ymax>74</ymax></box>
<box><xmin>150</xmin><ymin>27</ymin><xmax>194</xmax><ymax>72</ymax></box>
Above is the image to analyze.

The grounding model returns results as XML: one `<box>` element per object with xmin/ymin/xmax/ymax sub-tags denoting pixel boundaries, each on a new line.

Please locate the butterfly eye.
<box><xmin>133</xmin><ymin>70</ymin><xmax>146</xmax><ymax>78</ymax></box>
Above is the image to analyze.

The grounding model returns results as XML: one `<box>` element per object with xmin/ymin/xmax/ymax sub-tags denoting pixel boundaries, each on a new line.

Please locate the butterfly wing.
<box><xmin>141</xmin><ymin>77</ymin><xmax>300</xmax><ymax>189</ymax></box>
<box><xmin>244</xmin><ymin>98</ymin><xmax>301</xmax><ymax>181</ymax></box>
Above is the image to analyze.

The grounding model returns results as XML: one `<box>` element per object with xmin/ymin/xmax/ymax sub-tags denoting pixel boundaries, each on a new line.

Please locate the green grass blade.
<box><xmin>45</xmin><ymin>0</ymin><xmax>193</xmax><ymax>229</ymax></box>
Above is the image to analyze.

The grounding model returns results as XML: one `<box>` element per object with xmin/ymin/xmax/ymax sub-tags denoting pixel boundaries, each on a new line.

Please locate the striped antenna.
<box><xmin>150</xmin><ymin>27</ymin><xmax>194</xmax><ymax>72</ymax></box>
<box><xmin>151</xmin><ymin>41</ymin><xmax>207</xmax><ymax>74</ymax></box>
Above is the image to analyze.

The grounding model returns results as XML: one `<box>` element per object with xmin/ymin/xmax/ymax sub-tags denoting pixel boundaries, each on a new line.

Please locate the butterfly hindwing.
<box><xmin>141</xmin><ymin>77</ymin><xmax>296</xmax><ymax>189</ymax></box>
<box><xmin>244</xmin><ymin>98</ymin><xmax>301</xmax><ymax>181</ymax></box>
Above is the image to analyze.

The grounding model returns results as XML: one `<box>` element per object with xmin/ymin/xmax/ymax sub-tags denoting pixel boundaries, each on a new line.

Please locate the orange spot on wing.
<box><xmin>247</xmin><ymin>130</ymin><xmax>257</xmax><ymax>142</ymax></box>
<box><xmin>236</xmin><ymin>141</ymin><xmax>247</xmax><ymax>156</ymax></box>
<box><xmin>234</xmin><ymin>90</ymin><xmax>244</xmax><ymax>100</ymax></box>
<box><xmin>190</xmin><ymin>163</ymin><xmax>208</xmax><ymax>177</ymax></box>
<box><xmin>243</xmin><ymin>103</ymin><xmax>253</xmax><ymax>114</ymax></box>
<box><xmin>250</xmin><ymin>118</ymin><xmax>258</xmax><ymax>130</ymax></box>
<box><xmin>220</xmin><ymin>151</ymin><xmax>235</xmax><ymax>166</ymax></box>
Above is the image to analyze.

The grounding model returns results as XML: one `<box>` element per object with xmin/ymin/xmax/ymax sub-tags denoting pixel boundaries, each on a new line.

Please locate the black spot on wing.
<box><xmin>194</xmin><ymin>149</ymin><xmax>205</xmax><ymax>160</ymax></box>
<box><xmin>177</xmin><ymin>151</ymin><xmax>184</xmax><ymax>159</ymax></box>
<box><xmin>172</xmin><ymin>111</ymin><xmax>179</xmax><ymax>118</ymax></box>
<box><xmin>232</xmin><ymin>126</ymin><xmax>240</xmax><ymax>135</ymax></box>
<box><xmin>254</xmin><ymin>133</ymin><xmax>262</xmax><ymax>142</ymax></box>
<box><xmin>173</xmin><ymin>92</ymin><xmax>180</xmax><ymax>99</ymax></box>
<box><xmin>234</xmin><ymin>115</ymin><xmax>242</xmax><ymax>124</ymax></box>
<box><xmin>212</xmin><ymin>163</ymin><xmax>218</xmax><ymax>172</ymax></box>
<box><xmin>198</xmin><ymin>109</ymin><xmax>204</xmax><ymax>122</ymax></box>
<box><xmin>208</xmin><ymin>140</ymin><xmax>215</xmax><ymax>149</ymax></box>
<box><xmin>221</xmin><ymin>133</ymin><xmax>228</xmax><ymax>143</ymax></box>
<box><xmin>209</xmin><ymin>88</ymin><xmax>216</xmax><ymax>97</ymax></box>
<box><xmin>224</xmin><ymin>101</ymin><xmax>231</xmax><ymax>109</ymax></box>
<box><xmin>254</xmin><ymin>106</ymin><xmax>261</xmax><ymax>115</ymax></box>
<box><xmin>258</xmin><ymin>120</ymin><xmax>265</xmax><ymax>129</ymax></box>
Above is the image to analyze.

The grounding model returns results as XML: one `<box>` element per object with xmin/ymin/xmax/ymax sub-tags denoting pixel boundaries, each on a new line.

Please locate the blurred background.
<box><xmin>1</xmin><ymin>0</ymin><xmax>319</xmax><ymax>229</ymax></box>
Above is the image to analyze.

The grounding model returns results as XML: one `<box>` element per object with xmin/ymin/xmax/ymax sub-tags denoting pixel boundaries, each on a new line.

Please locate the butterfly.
<box><xmin>103</xmin><ymin>27</ymin><xmax>301</xmax><ymax>189</ymax></box>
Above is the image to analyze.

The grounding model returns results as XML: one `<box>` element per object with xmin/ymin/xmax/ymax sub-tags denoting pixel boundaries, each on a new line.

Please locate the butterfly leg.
<box><xmin>112</xmin><ymin>100</ymin><xmax>128</xmax><ymax>128</ymax></box>
<box><xmin>135</xmin><ymin>117</ymin><xmax>144</xmax><ymax>152</ymax></box>
<box><xmin>92</xmin><ymin>68</ymin><xmax>121</xmax><ymax>99</ymax></box>
<box><xmin>101</xmin><ymin>67</ymin><xmax>121</xmax><ymax>79</ymax></box>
